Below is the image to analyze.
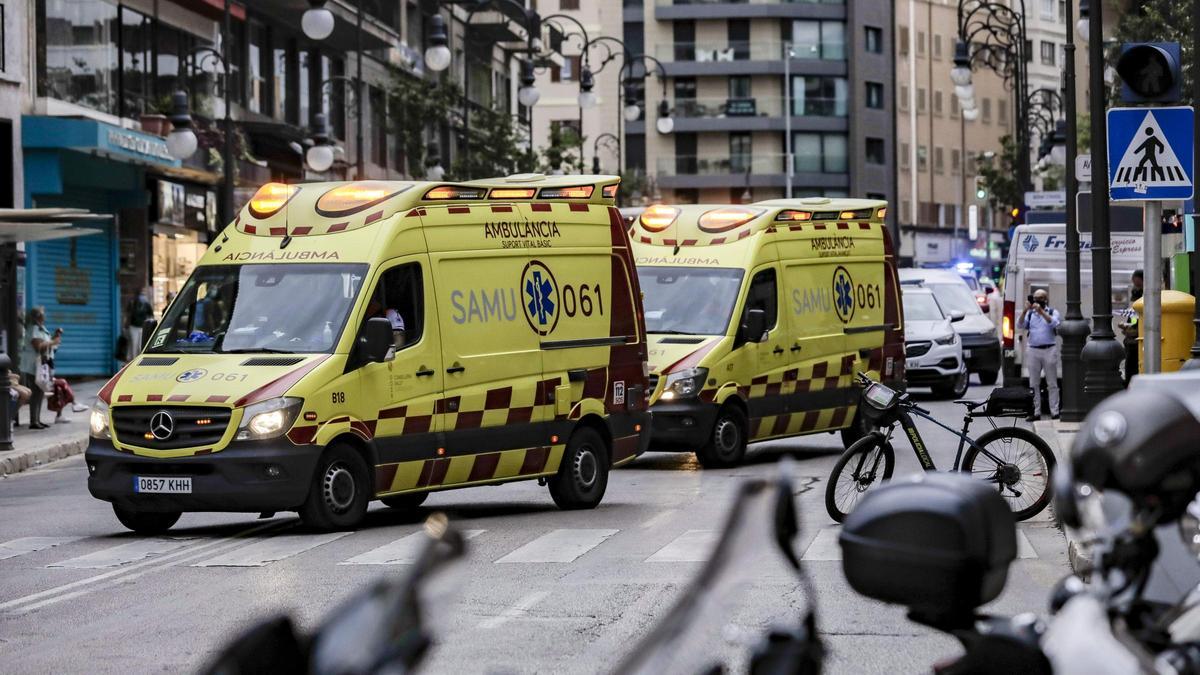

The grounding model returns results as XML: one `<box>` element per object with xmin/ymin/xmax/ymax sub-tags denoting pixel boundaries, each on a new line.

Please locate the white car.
<box><xmin>902</xmin><ymin>286</ymin><xmax>969</xmax><ymax>398</ymax></box>
<box><xmin>900</xmin><ymin>268</ymin><xmax>1001</xmax><ymax>385</ymax></box>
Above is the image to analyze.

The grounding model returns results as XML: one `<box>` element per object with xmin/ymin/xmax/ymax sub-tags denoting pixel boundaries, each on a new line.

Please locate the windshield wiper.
<box><xmin>219</xmin><ymin>347</ymin><xmax>299</xmax><ymax>354</ymax></box>
<box><xmin>650</xmin><ymin>329</ymin><xmax>701</xmax><ymax>336</ymax></box>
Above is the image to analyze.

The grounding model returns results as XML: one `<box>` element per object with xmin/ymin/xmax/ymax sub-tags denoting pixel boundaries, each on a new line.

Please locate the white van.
<box><xmin>899</xmin><ymin>269</ymin><xmax>1001</xmax><ymax>385</ymax></box>
<box><xmin>1001</xmin><ymin>224</ymin><xmax>1144</xmax><ymax>382</ymax></box>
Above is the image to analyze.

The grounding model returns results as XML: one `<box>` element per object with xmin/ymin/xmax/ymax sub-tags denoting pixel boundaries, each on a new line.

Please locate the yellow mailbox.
<box><xmin>1132</xmin><ymin>290</ymin><xmax>1197</xmax><ymax>372</ymax></box>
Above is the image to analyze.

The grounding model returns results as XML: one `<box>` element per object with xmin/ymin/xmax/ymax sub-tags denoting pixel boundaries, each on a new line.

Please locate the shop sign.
<box><xmin>55</xmin><ymin>264</ymin><xmax>90</xmax><ymax>305</ymax></box>
<box><xmin>725</xmin><ymin>98</ymin><xmax>757</xmax><ymax>117</ymax></box>
<box><xmin>104</xmin><ymin>129</ymin><xmax>175</xmax><ymax>164</ymax></box>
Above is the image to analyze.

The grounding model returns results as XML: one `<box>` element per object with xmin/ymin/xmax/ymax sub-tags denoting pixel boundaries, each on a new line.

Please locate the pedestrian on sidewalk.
<box><xmin>19</xmin><ymin>307</ymin><xmax>59</xmax><ymax>430</ymax></box>
<box><xmin>1120</xmin><ymin>269</ymin><xmax>1144</xmax><ymax>385</ymax></box>
<box><xmin>1021</xmin><ymin>289</ymin><xmax>1061</xmax><ymax>420</ymax></box>
<box><xmin>125</xmin><ymin>288</ymin><xmax>154</xmax><ymax>359</ymax></box>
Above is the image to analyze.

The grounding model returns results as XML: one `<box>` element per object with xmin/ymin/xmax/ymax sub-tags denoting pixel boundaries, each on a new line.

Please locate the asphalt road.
<box><xmin>0</xmin><ymin>381</ymin><xmax>1069</xmax><ymax>674</ymax></box>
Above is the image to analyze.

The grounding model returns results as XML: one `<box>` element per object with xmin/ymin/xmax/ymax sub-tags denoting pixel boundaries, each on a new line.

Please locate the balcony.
<box><xmin>655</xmin><ymin>0</ymin><xmax>845</xmax><ymax>21</ymax></box>
<box><xmin>667</xmin><ymin>96</ymin><xmax>848</xmax><ymax>133</ymax></box>
<box><xmin>656</xmin><ymin>153</ymin><xmax>850</xmax><ymax>191</ymax></box>
<box><xmin>657</xmin><ymin>41</ymin><xmax>848</xmax><ymax>77</ymax></box>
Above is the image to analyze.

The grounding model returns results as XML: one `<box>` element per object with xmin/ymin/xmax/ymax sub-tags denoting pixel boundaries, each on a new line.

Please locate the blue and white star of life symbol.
<box><xmin>833</xmin><ymin>266</ymin><xmax>855</xmax><ymax>323</ymax></box>
<box><xmin>526</xmin><ymin>270</ymin><xmax>555</xmax><ymax>325</ymax></box>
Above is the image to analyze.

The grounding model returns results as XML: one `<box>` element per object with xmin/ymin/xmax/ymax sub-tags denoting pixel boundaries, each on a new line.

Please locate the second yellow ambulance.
<box><xmin>631</xmin><ymin>198</ymin><xmax>904</xmax><ymax>467</ymax></box>
<box><xmin>86</xmin><ymin>174</ymin><xmax>651</xmax><ymax>532</ymax></box>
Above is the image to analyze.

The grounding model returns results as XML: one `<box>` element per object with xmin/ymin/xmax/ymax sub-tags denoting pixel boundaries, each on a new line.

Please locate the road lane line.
<box><xmin>48</xmin><ymin>537</ymin><xmax>195</xmax><ymax>569</ymax></box>
<box><xmin>1016</xmin><ymin>529</ymin><xmax>1038</xmax><ymax>559</ymax></box>
<box><xmin>477</xmin><ymin>591</ymin><xmax>550</xmax><ymax>630</ymax></box>
<box><xmin>0</xmin><ymin>520</ymin><xmax>290</xmax><ymax>613</ymax></box>
<box><xmin>800</xmin><ymin>528</ymin><xmax>842</xmax><ymax>561</ymax></box>
<box><xmin>191</xmin><ymin>532</ymin><xmax>350</xmax><ymax>567</ymax></box>
<box><xmin>494</xmin><ymin>529</ymin><xmax>618</xmax><ymax>564</ymax></box>
<box><xmin>0</xmin><ymin>537</ymin><xmax>80</xmax><ymax>561</ymax></box>
<box><xmin>645</xmin><ymin>530</ymin><xmax>716</xmax><ymax>563</ymax></box>
<box><xmin>340</xmin><ymin>530</ymin><xmax>485</xmax><ymax>565</ymax></box>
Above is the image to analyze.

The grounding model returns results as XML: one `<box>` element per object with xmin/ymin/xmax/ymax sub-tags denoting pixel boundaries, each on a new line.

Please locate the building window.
<box><xmin>792</xmin><ymin>20</ymin><xmax>845</xmax><ymax>60</ymax></box>
<box><xmin>933</xmin><ymin>90</ymin><xmax>943</xmax><ymax>116</ymax></box>
<box><xmin>900</xmin><ymin>143</ymin><xmax>910</xmax><ymax>169</ymax></box>
<box><xmin>41</xmin><ymin>0</ymin><xmax>120</xmax><ymax>113</ymax></box>
<box><xmin>934</xmin><ymin>147</ymin><xmax>944</xmax><ymax>174</ymax></box>
<box><xmin>1025</xmin><ymin>39</ymin><xmax>1034</xmax><ymax>62</ymax></box>
<box><xmin>792</xmin><ymin>76</ymin><xmax>848</xmax><ymax>116</ymax></box>
<box><xmin>866</xmin><ymin>137</ymin><xmax>885</xmax><ymax>165</ymax></box>
<box><xmin>118</xmin><ymin>5</ymin><xmax>153</xmax><ymax>117</ymax></box>
<box><xmin>933</xmin><ymin>34</ymin><xmax>942</xmax><ymax>60</ymax></box>
<box><xmin>898</xmin><ymin>26</ymin><xmax>909</xmax><ymax>56</ymax></box>
<box><xmin>1040</xmin><ymin>41</ymin><xmax>1056</xmax><ymax>66</ymax></box>
<box><xmin>916</xmin><ymin>31</ymin><xmax>926</xmax><ymax>56</ymax></box>
<box><xmin>728</xmin><ymin>76</ymin><xmax>751</xmax><ymax>100</ymax></box>
<box><xmin>866</xmin><ymin>82</ymin><xmax>884</xmax><ymax>109</ymax></box>
<box><xmin>917</xmin><ymin>145</ymin><xmax>928</xmax><ymax>172</ymax></box>
<box><xmin>865</xmin><ymin>26</ymin><xmax>883</xmax><ymax>54</ymax></box>
<box><xmin>951</xmin><ymin>148</ymin><xmax>961</xmax><ymax>174</ymax></box>
<box><xmin>728</xmin><ymin>19</ymin><xmax>750</xmax><ymax>60</ymax></box>
<box><xmin>273</xmin><ymin>40</ymin><xmax>290</xmax><ymax>121</ymax></box>
<box><xmin>899</xmin><ymin>84</ymin><xmax>909</xmax><ymax>111</ymax></box>
<box><xmin>997</xmin><ymin>100</ymin><xmax>1008</xmax><ymax>125</ymax></box>
<box><xmin>916</xmin><ymin>87</ymin><xmax>926</xmax><ymax>113</ymax></box>
<box><xmin>730</xmin><ymin>132</ymin><xmax>752</xmax><ymax>173</ymax></box>
<box><xmin>981</xmin><ymin>97</ymin><xmax>992</xmax><ymax>123</ymax></box>
<box><xmin>552</xmin><ymin>55</ymin><xmax>578</xmax><ymax>83</ymax></box>
<box><xmin>370</xmin><ymin>87</ymin><xmax>386</xmax><ymax>167</ymax></box>
<box><xmin>950</xmin><ymin>94</ymin><xmax>959</xmax><ymax>117</ymax></box>
<box><xmin>1041</xmin><ymin>0</ymin><xmax>1056</xmax><ymax>19</ymax></box>
<box><xmin>675</xmin><ymin>77</ymin><xmax>697</xmax><ymax>100</ymax></box>
<box><xmin>561</xmin><ymin>0</ymin><xmax>580</xmax><ymax>9</ymax></box>
<box><xmin>793</xmin><ymin>133</ymin><xmax>848</xmax><ymax>173</ymax></box>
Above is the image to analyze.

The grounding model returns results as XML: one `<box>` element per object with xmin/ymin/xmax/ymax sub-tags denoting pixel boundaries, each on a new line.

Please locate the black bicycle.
<box><xmin>825</xmin><ymin>373</ymin><xmax>1055</xmax><ymax>523</ymax></box>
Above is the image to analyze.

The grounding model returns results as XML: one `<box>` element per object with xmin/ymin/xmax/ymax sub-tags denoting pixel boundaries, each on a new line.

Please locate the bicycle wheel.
<box><xmin>825</xmin><ymin>433</ymin><xmax>895</xmax><ymax>524</ymax></box>
<box><xmin>961</xmin><ymin>426</ymin><xmax>1055</xmax><ymax>521</ymax></box>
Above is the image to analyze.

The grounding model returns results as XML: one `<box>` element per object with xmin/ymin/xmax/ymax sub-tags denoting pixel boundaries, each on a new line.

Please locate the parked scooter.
<box><xmin>200</xmin><ymin>514</ymin><xmax>465</xmax><ymax>675</ymax></box>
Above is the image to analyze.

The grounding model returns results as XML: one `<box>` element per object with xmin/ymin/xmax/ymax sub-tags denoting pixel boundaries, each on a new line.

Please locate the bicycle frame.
<box><xmin>885</xmin><ymin>406</ymin><xmax>1008</xmax><ymax>471</ymax></box>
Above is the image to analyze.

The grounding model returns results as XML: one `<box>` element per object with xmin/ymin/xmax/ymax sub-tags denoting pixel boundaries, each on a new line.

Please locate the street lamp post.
<box><xmin>1186</xmin><ymin>0</ymin><xmax>1200</xmax><ymax>370</ymax></box>
<box><xmin>784</xmin><ymin>42</ymin><xmax>794</xmax><ymax>199</ymax></box>
<box><xmin>1077</xmin><ymin>0</ymin><xmax>1125</xmax><ymax>407</ymax></box>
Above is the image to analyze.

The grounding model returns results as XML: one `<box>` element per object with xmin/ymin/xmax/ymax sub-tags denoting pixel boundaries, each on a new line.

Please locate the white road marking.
<box><xmin>1016</xmin><ymin>530</ymin><xmax>1038</xmax><ymax>559</ymax></box>
<box><xmin>0</xmin><ymin>537</ymin><xmax>80</xmax><ymax>561</ymax></box>
<box><xmin>640</xmin><ymin>509</ymin><xmax>678</xmax><ymax>529</ymax></box>
<box><xmin>800</xmin><ymin>528</ymin><xmax>842</xmax><ymax>561</ymax></box>
<box><xmin>645</xmin><ymin>530</ymin><xmax>717</xmax><ymax>562</ymax></box>
<box><xmin>341</xmin><ymin>530</ymin><xmax>486</xmax><ymax>565</ymax></box>
<box><xmin>495</xmin><ymin>529</ymin><xmax>618</xmax><ymax>564</ymax></box>
<box><xmin>48</xmin><ymin>538</ymin><xmax>194</xmax><ymax>569</ymax></box>
<box><xmin>0</xmin><ymin>520</ymin><xmax>291</xmax><ymax>614</ymax></box>
<box><xmin>192</xmin><ymin>532</ymin><xmax>350</xmax><ymax>567</ymax></box>
<box><xmin>477</xmin><ymin>591</ymin><xmax>550</xmax><ymax>630</ymax></box>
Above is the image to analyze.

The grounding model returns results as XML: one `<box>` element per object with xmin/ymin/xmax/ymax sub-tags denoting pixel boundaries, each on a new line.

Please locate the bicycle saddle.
<box><xmin>953</xmin><ymin>399</ymin><xmax>986</xmax><ymax>410</ymax></box>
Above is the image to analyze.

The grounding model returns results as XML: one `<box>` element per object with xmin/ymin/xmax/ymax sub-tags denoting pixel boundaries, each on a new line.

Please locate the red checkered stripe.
<box><xmin>636</xmin><ymin>227</ymin><xmax>754</xmax><ymax>247</ymax></box>
<box><xmin>697</xmin><ymin>353</ymin><xmax>861</xmax><ymax>440</ymax></box>
<box><xmin>234</xmin><ymin>208</ymin><xmax>391</xmax><ymax>237</ymax></box>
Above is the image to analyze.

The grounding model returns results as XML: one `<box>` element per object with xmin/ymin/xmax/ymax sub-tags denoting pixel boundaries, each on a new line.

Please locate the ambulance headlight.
<box><xmin>89</xmin><ymin>401</ymin><xmax>110</xmax><ymax>439</ymax></box>
<box><xmin>237</xmin><ymin>397</ymin><xmax>304</xmax><ymax>440</ymax></box>
<box><xmin>662</xmin><ymin>367</ymin><xmax>708</xmax><ymax>400</ymax></box>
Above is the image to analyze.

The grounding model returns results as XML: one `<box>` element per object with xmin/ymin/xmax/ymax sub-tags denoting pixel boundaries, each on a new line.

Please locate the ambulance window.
<box><xmin>745</xmin><ymin>269</ymin><xmax>778</xmax><ymax>331</ymax></box>
<box><xmin>365</xmin><ymin>262</ymin><xmax>424</xmax><ymax>350</ymax></box>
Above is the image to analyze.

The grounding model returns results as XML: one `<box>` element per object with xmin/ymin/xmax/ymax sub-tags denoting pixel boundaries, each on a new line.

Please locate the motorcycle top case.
<box><xmin>838</xmin><ymin>473</ymin><xmax>1017</xmax><ymax>620</ymax></box>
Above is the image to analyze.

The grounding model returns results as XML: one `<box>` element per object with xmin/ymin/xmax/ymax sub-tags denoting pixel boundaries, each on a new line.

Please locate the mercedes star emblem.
<box><xmin>150</xmin><ymin>411</ymin><xmax>175</xmax><ymax>441</ymax></box>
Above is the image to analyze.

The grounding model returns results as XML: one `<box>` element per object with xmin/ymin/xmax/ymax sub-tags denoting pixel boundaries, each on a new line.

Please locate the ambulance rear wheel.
<box><xmin>113</xmin><ymin>505</ymin><xmax>180</xmax><ymax>535</ymax></box>
<box><xmin>696</xmin><ymin>405</ymin><xmax>747</xmax><ymax>468</ymax></box>
<box><xmin>299</xmin><ymin>445</ymin><xmax>370</xmax><ymax>531</ymax></box>
<box><xmin>548</xmin><ymin>427</ymin><xmax>609</xmax><ymax>510</ymax></box>
<box><xmin>380</xmin><ymin>492</ymin><xmax>428</xmax><ymax>510</ymax></box>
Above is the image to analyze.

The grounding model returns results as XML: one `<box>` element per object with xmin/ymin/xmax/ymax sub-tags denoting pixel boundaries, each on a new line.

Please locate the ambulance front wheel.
<box><xmin>548</xmin><ymin>427</ymin><xmax>609</xmax><ymax>510</ymax></box>
<box><xmin>113</xmin><ymin>505</ymin><xmax>181</xmax><ymax>535</ymax></box>
<box><xmin>299</xmin><ymin>444</ymin><xmax>371</xmax><ymax>531</ymax></box>
<box><xmin>696</xmin><ymin>404</ymin><xmax>747</xmax><ymax>468</ymax></box>
<box><xmin>380</xmin><ymin>492</ymin><xmax>428</xmax><ymax>510</ymax></box>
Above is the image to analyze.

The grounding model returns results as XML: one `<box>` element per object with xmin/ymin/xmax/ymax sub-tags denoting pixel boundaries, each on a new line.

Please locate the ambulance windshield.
<box><xmin>638</xmin><ymin>267</ymin><xmax>744</xmax><ymax>336</ymax></box>
<box><xmin>146</xmin><ymin>263</ymin><xmax>369</xmax><ymax>354</ymax></box>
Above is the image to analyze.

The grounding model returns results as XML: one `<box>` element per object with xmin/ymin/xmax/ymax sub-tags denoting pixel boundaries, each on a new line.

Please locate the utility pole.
<box><xmin>784</xmin><ymin>42</ymin><xmax>793</xmax><ymax>199</ymax></box>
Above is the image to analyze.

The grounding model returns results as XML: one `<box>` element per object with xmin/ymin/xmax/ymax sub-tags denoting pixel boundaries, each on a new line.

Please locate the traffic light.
<box><xmin>1010</xmin><ymin>206</ymin><xmax>1024</xmax><ymax>227</ymax></box>
<box><xmin>1115</xmin><ymin>42</ymin><xmax>1182</xmax><ymax>103</ymax></box>
<box><xmin>974</xmin><ymin>176</ymin><xmax>988</xmax><ymax>202</ymax></box>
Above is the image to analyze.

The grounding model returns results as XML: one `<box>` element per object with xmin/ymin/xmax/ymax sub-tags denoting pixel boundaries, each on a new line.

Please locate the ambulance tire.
<box><xmin>696</xmin><ymin>404</ymin><xmax>748</xmax><ymax>468</ymax></box>
<box><xmin>839</xmin><ymin>408</ymin><xmax>874</xmax><ymax>450</ymax></box>
<box><xmin>548</xmin><ymin>427</ymin><xmax>609</xmax><ymax>510</ymax></box>
<box><xmin>113</xmin><ymin>505</ymin><xmax>181</xmax><ymax>535</ymax></box>
<box><xmin>380</xmin><ymin>492</ymin><xmax>429</xmax><ymax>510</ymax></box>
<box><xmin>978</xmin><ymin>370</ymin><xmax>999</xmax><ymax>386</ymax></box>
<box><xmin>299</xmin><ymin>444</ymin><xmax>371</xmax><ymax>531</ymax></box>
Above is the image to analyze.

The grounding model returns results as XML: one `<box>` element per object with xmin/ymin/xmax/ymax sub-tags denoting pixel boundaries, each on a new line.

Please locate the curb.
<box><xmin>0</xmin><ymin>436</ymin><xmax>89</xmax><ymax>477</ymax></box>
<box><xmin>1035</xmin><ymin>419</ymin><xmax>1092</xmax><ymax>574</ymax></box>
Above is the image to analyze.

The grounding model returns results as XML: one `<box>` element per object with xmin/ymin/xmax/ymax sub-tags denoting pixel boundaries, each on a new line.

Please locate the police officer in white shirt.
<box><xmin>1021</xmin><ymin>288</ymin><xmax>1061</xmax><ymax>420</ymax></box>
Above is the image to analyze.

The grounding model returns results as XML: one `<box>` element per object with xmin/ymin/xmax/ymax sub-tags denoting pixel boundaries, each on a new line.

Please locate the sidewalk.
<box><xmin>1034</xmin><ymin>418</ymin><xmax>1088</xmax><ymax>573</ymax></box>
<box><xmin>0</xmin><ymin>379</ymin><xmax>102</xmax><ymax>477</ymax></box>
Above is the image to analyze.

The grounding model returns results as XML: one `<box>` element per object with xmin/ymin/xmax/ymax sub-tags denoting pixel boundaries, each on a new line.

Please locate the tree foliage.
<box><xmin>539</xmin><ymin>124</ymin><xmax>583</xmax><ymax>175</ymax></box>
<box><xmin>452</xmin><ymin>106</ymin><xmax>537</xmax><ymax>179</ymax></box>
<box><xmin>388</xmin><ymin>73</ymin><xmax>461</xmax><ymax>177</ymax></box>
<box><xmin>976</xmin><ymin>135</ymin><xmax>1022</xmax><ymax>210</ymax></box>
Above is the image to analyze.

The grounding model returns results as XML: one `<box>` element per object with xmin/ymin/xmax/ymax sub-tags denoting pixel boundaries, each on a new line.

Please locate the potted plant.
<box><xmin>139</xmin><ymin>94</ymin><xmax>175</xmax><ymax>137</ymax></box>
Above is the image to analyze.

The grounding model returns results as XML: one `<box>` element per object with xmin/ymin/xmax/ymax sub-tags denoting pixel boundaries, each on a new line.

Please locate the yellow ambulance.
<box><xmin>630</xmin><ymin>198</ymin><xmax>904</xmax><ymax>467</ymax></box>
<box><xmin>87</xmin><ymin>175</ymin><xmax>651</xmax><ymax>533</ymax></box>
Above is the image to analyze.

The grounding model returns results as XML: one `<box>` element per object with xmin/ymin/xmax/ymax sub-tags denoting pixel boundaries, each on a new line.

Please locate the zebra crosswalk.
<box><xmin>0</xmin><ymin>525</ymin><xmax>1044</xmax><ymax>572</ymax></box>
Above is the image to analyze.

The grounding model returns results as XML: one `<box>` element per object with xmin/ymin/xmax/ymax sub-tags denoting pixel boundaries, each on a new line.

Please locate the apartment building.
<box><xmin>609</xmin><ymin>0</ymin><xmax>895</xmax><ymax>215</ymax></box>
<box><xmin>895</xmin><ymin>0</ymin><xmax>1012</xmax><ymax>265</ymax></box>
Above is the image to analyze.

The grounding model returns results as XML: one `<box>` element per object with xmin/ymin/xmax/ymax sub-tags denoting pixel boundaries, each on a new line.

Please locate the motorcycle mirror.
<box><xmin>199</xmin><ymin>615</ymin><xmax>307</xmax><ymax>675</ymax></box>
<box><xmin>1048</xmin><ymin>573</ymin><xmax>1087</xmax><ymax>615</ymax></box>
<box><xmin>1052</xmin><ymin>463</ymin><xmax>1082</xmax><ymax>530</ymax></box>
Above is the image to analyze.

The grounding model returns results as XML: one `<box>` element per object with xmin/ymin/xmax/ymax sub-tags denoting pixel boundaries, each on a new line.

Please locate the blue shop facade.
<box><xmin>23</xmin><ymin>116</ymin><xmax>218</xmax><ymax>376</ymax></box>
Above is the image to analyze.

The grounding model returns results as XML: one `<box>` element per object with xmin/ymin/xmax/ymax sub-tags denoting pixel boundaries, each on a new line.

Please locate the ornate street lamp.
<box><xmin>305</xmin><ymin>113</ymin><xmax>335</xmax><ymax>173</ymax></box>
<box><xmin>424</xmin><ymin>14</ymin><xmax>452</xmax><ymax>72</ymax></box>
<box><xmin>578</xmin><ymin>66</ymin><xmax>597</xmax><ymax>109</ymax></box>
<box><xmin>1075</xmin><ymin>0</ymin><xmax>1090</xmax><ymax>43</ymax></box>
<box><xmin>302</xmin><ymin>0</ymin><xmax>335</xmax><ymax>41</ymax></box>
<box><xmin>517</xmin><ymin>60</ymin><xmax>541</xmax><ymax>107</ymax></box>
<box><xmin>655</xmin><ymin>100</ymin><xmax>674</xmax><ymax>135</ymax></box>
<box><xmin>165</xmin><ymin>90</ymin><xmax>198</xmax><ymax>161</ymax></box>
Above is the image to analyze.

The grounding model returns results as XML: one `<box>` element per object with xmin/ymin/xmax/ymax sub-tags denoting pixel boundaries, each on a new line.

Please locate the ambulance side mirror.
<box><xmin>740</xmin><ymin>309</ymin><xmax>768</xmax><ymax>345</ymax></box>
<box><xmin>357</xmin><ymin>318</ymin><xmax>394</xmax><ymax>365</ymax></box>
<box><xmin>141</xmin><ymin>319</ymin><xmax>158</xmax><ymax>349</ymax></box>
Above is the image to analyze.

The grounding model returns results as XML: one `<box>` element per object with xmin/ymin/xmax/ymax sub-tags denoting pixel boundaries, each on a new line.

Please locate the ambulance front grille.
<box><xmin>648</xmin><ymin>374</ymin><xmax>660</xmax><ymax>398</ymax></box>
<box><xmin>241</xmin><ymin>356</ymin><xmax>306</xmax><ymax>367</ymax></box>
<box><xmin>112</xmin><ymin>406</ymin><xmax>233</xmax><ymax>450</ymax></box>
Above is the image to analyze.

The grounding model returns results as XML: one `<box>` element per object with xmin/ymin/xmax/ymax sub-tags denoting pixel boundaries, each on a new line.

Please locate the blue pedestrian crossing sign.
<box><xmin>1107</xmin><ymin>106</ymin><xmax>1194</xmax><ymax>201</ymax></box>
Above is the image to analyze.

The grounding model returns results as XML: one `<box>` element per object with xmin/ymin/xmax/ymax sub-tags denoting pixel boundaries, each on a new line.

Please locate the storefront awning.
<box><xmin>0</xmin><ymin>208</ymin><xmax>110</xmax><ymax>243</ymax></box>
